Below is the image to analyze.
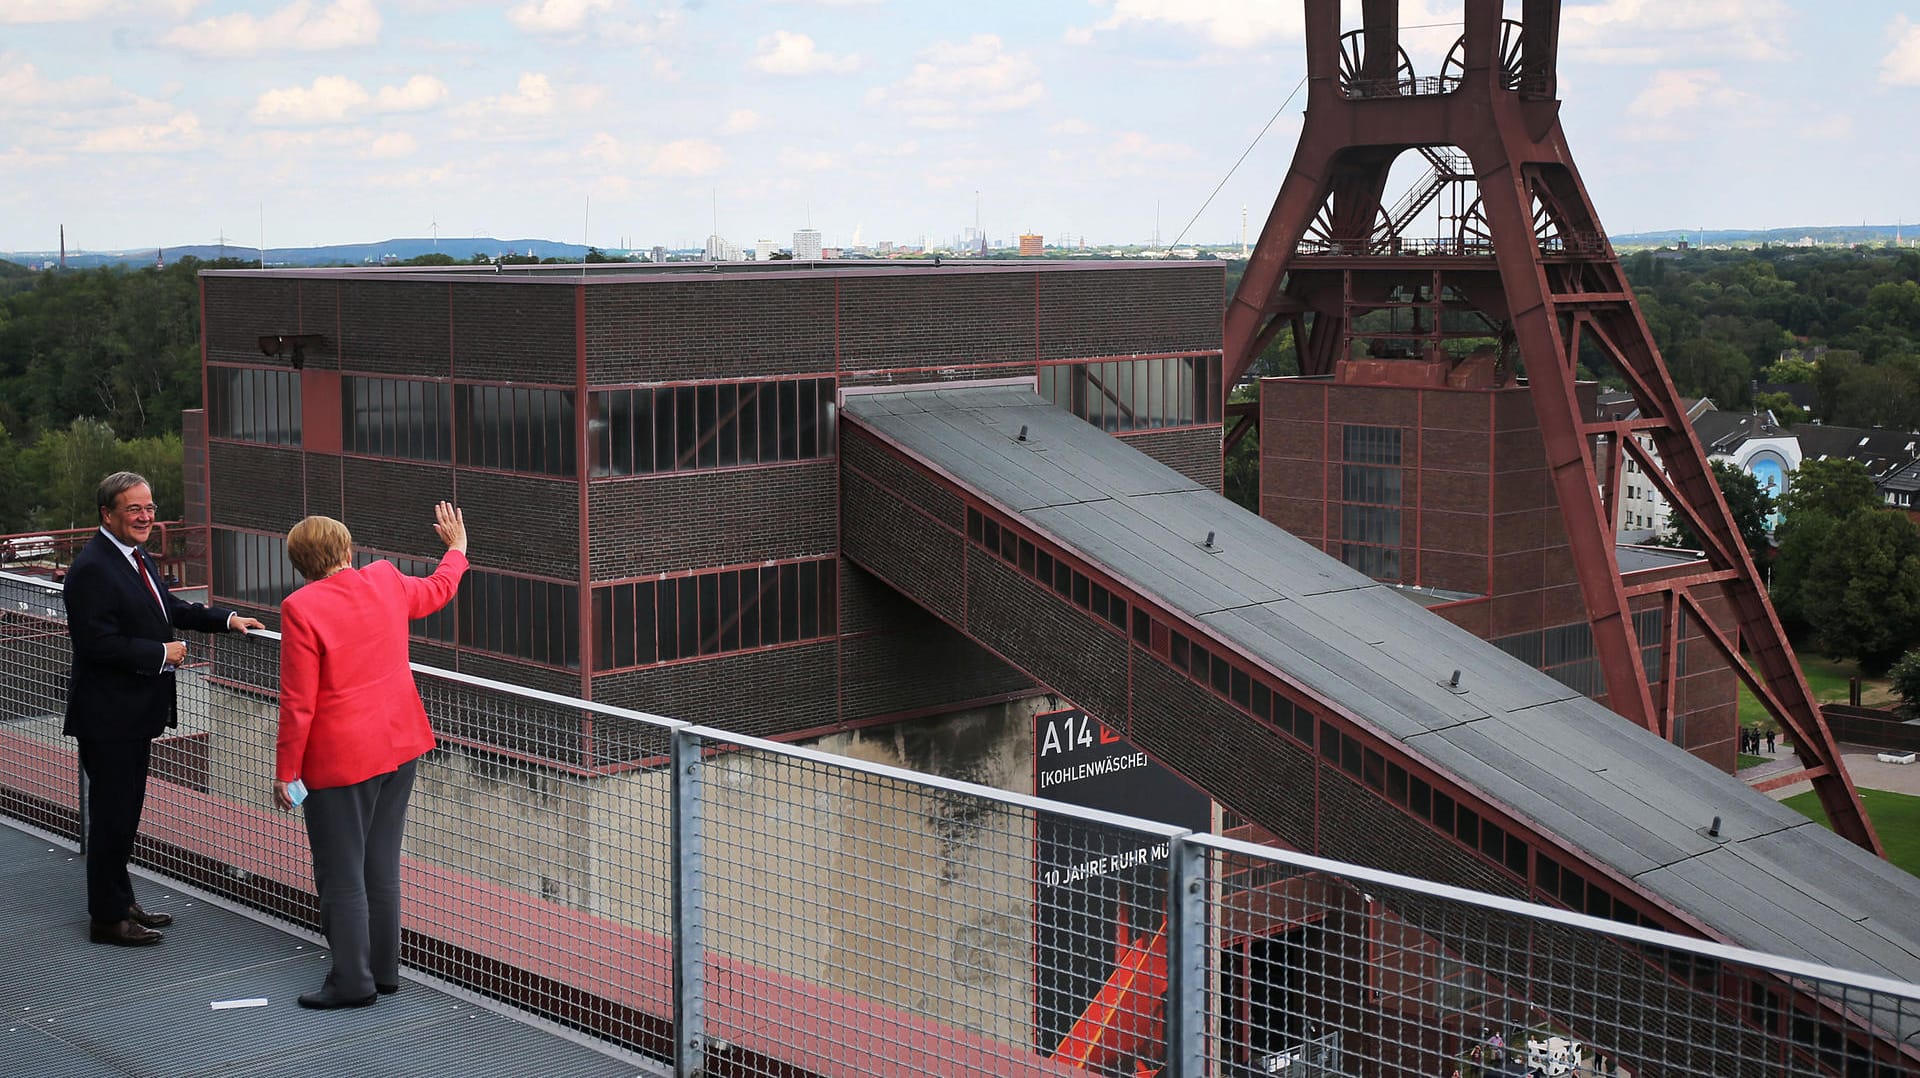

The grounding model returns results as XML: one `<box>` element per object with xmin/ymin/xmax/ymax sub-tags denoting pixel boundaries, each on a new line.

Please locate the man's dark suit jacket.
<box><xmin>63</xmin><ymin>531</ymin><xmax>237</xmax><ymax>742</ymax></box>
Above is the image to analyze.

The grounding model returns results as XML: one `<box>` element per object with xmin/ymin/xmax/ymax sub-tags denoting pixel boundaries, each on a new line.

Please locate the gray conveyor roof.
<box><xmin>841</xmin><ymin>382</ymin><xmax>1920</xmax><ymax>987</ymax></box>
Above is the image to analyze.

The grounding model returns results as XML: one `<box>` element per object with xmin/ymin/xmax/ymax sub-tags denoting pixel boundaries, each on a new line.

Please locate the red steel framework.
<box><xmin>1224</xmin><ymin>0</ymin><xmax>1880</xmax><ymax>853</ymax></box>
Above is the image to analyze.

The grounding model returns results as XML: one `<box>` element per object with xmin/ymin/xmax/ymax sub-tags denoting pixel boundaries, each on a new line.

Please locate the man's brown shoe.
<box><xmin>127</xmin><ymin>904</ymin><xmax>173</xmax><ymax>929</ymax></box>
<box><xmin>90</xmin><ymin>919</ymin><xmax>163</xmax><ymax>946</ymax></box>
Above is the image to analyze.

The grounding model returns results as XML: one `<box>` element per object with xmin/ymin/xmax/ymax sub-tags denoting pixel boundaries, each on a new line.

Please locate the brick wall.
<box><xmin>341</xmin><ymin>279</ymin><xmax>452</xmax><ymax>375</ymax></box>
<box><xmin>453</xmin><ymin>281</ymin><xmax>576</xmax><ymax>383</ymax></box>
<box><xmin>1036</xmin><ymin>266</ymin><xmax>1223</xmax><ymax>360</ymax></box>
<box><xmin>588</xmin><ymin>461</ymin><xmax>837</xmax><ymax>580</ymax></box>
<box><xmin>585</xmin><ymin>278</ymin><xmax>835</xmax><ymax>384</ymax></box>
<box><xmin>208</xmin><ymin>442</ymin><xmax>305</xmax><ymax>533</ymax></box>
<box><xmin>839</xmin><ymin>272</ymin><xmax>1036</xmax><ymax>371</ymax></box>
<box><xmin>336</xmin><ymin>457</ymin><xmax>460</xmax><ymax>560</ymax></box>
<box><xmin>1120</xmin><ymin>427</ymin><xmax>1221</xmax><ymax>491</ymax></box>
<box><xmin>591</xmin><ymin>641</ymin><xmax>838</xmax><ymax>738</ymax></box>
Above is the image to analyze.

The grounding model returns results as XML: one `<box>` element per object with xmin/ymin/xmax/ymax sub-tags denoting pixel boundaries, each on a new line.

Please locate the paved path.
<box><xmin>1749</xmin><ymin>743</ymin><xmax>1920</xmax><ymax>800</ymax></box>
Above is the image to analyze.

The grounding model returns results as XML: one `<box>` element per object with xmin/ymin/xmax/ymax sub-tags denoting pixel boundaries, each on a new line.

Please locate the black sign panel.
<box><xmin>1032</xmin><ymin>708</ymin><xmax>1211</xmax><ymax>1059</ymax></box>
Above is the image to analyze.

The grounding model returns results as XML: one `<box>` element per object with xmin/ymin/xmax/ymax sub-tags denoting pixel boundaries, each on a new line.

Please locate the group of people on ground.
<box><xmin>1741</xmin><ymin>726</ymin><xmax>1778</xmax><ymax>755</ymax></box>
<box><xmin>63</xmin><ymin>471</ymin><xmax>468</xmax><ymax>1009</ymax></box>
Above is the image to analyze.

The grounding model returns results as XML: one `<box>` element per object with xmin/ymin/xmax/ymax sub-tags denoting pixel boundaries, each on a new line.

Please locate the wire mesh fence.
<box><xmin>3</xmin><ymin>566</ymin><xmax>1918</xmax><ymax>1077</ymax></box>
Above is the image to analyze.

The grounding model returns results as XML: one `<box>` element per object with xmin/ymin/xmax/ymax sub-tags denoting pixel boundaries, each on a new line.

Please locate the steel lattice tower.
<box><xmin>1225</xmin><ymin>0</ymin><xmax>1880</xmax><ymax>853</ymax></box>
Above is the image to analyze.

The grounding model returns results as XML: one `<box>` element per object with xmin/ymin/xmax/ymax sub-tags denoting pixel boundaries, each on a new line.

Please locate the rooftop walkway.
<box><xmin>0</xmin><ymin>821</ymin><xmax>650</xmax><ymax>1078</ymax></box>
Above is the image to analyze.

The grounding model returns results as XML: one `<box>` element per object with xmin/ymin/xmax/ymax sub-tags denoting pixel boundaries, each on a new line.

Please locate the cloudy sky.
<box><xmin>4</xmin><ymin>1</ymin><xmax>1919</xmax><ymax>254</ymax></box>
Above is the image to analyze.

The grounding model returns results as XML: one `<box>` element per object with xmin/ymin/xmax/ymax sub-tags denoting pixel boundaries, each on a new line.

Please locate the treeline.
<box><xmin>1623</xmin><ymin>246</ymin><xmax>1920</xmax><ymax>428</ymax></box>
<box><xmin>0</xmin><ymin>256</ymin><xmax>243</xmax><ymax>532</ymax></box>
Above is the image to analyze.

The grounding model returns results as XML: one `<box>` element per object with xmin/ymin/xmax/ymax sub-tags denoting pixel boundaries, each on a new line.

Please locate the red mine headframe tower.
<box><xmin>1226</xmin><ymin>0</ymin><xmax>1881</xmax><ymax>853</ymax></box>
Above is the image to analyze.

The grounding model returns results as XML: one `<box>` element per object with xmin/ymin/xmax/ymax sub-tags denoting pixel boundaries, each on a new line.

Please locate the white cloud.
<box><xmin>778</xmin><ymin>147</ymin><xmax>840</xmax><ymax>171</ymax></box>
<box><xmin>361</xmin><ymin>131</ymin><xmax>418</xmax><ymax>159</ymax></box>
<box><xmin>0</xmin><ymin>59</ymin><xmax>117</xmax><ymax>111</ymax></box>
<box><xmin>752</xmin><ymin>31</ymin><xmax>859</xmax><ymax>75</ymax></box>
<box><xmin>1049</xmin><ymin>117</ymin><xmax>1093</xmax><ymax>136</ymax></box>
<box><xmin>508</xmin><ymin>0</ymin><xmax>613</xmax><ymax>34</ymax></box>
<box><xmin>867</xmin><ymin>35</ymin><xmax>1043</xmax><ymax>129</ymax></box>
<box><xmin>1069</xmin><ymin>0</ymin><xmax>1303</xmax><ymax>50</ymax></box>
<box><xmin>581</xmin><ymin>132</ymin><xmax>626</xmax><ymax>164</ymax></box>
<box><xmin>721</xmin><ymin>109</ymin><xmax>762</xmax><ymax>135</ymax></box>
<box><xmin>648</xmin><ymin>139</ymin><xmax>725</xmax><ymax>176</ymax></box>
<box><xmin>1882</xmin><ymin>16</ymin><xmax>1920</xmax><ymax>87</ymax></box>
<box><xmin>1622</xmin><ymin>69</ymin><xmax>1755</xmax><ymax>140</ymax></box>
<box><xmin>374</xmin><ymin>75</ymin><xmax>449</xmax><ymax>112</ymax></box>
<box><xmin>1</xmin><ymin>0</ymin><xmax>196</xmax><ymax>23</ymax></box>
<box><xmin>464</xmin><ymin>72</ymin><xmax>560</xmax><ymax>117</ymax></box>
<box><xmin>1561</xmin><ymin>0</ymin><xmax>1792</xmax><ymax>64</ymax></box>
<box><xmin>78</xmin><ymin>109</ymin><xmax>203</xmax><ymax>153</ymax></box>
<box><xmin>251</xmin><ymin>74</ymin><xmax>448</xmax><ymax>125</ymax></box>
<box><xmin>163</xmin><ymin>0</ymin><xmax>380</xmax><ymax>57</ymax></box>
<box><xmin>364</xmin><ymin>162</ymin><xmax>456</xmax><ymax>190</ymax></box>
<box><xmin>252</xmin><ymin>76</ymin><xmax>369</xmax><ymax>124</ymax></box>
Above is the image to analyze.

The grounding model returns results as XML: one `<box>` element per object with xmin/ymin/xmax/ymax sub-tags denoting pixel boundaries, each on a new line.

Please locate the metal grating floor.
<box><xmin>0</xmin><ymin>822</ymin><xmax>654</xmax><ymax>1078</ymax></box>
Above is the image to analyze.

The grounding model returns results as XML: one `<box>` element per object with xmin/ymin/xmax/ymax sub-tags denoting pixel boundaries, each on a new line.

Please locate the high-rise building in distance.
<box><xmin>793</xmin><ymin>229</ymin><xmax>823</xmax><ymax>260</ymax></box>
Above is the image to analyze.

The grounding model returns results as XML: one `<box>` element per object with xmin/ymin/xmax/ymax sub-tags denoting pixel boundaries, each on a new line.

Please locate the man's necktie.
<box><xmin>134</xmin><ymin>551</ymin><xmax>167</xmax><ymax>615</ymax></box>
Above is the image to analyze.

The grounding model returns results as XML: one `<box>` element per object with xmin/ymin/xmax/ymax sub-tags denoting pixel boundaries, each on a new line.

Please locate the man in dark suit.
<box><xmin>63</xmin><ymin>471</ymin><xmax>263</xmax><ymax>946</ymax></box>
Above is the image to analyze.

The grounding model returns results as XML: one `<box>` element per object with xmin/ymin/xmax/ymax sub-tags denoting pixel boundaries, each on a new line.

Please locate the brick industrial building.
<box><xmin>196</xmin><ymin>261</ymin><xmax>1224</xmax><ymax>750</ymax></box>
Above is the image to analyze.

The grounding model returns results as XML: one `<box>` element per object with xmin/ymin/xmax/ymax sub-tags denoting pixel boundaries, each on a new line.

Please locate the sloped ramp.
<box><xmin>838</xmin><ymin>383</ymin><xmax>1920</xmax><ymax>1014</ymax></box>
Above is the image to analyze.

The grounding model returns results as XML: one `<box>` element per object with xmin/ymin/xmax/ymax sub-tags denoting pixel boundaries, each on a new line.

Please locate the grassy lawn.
<box><xmin>1782</xmin><ymin>788</ymin><xmax>1920</xmax><ymax>877</ymax></box>
<box><xmin>1736</xmin><ymin>653</ymin><xmax>1895</xmax><ymax>731</ymax></box>
<box><xmin>1736</xmin><ymin>753</ymin><xmax>1770</xmax><ymax>770</ymax></box>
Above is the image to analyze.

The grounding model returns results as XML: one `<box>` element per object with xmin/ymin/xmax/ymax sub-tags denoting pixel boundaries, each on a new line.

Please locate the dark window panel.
<box><xmin>698</xmin><ymin>572</ymin><xmax>721</xmax><ymax>655</ymax></box>
<box><xmin>819</xmin><ymin>560</ymin><xmax>837</xmax><ymax>635</ymax></box>
<box><xmin>609</xmin><ymin>585</ymin><xmax>634</xmax><ymax>669</ymax></box>
<box><xmin>718</xmin><ymin>569</ymin><xmax>740</xmax><ymax>652</ymax></box>
<box><xmin>779</xmin><ymin>562</ymin><xmax>800</xmax><ymax>643</ymax></box>
<box><xmin>738</xmin><ymin>570</ymin><xmax>763</xmax><ymax>650</ymax></box>
<box><xmin>675</xmin><ymin>386</ymin><xmax>698</xmax><ymax>469</ymax></box>
<box><xmin>631</xmin><ymin>388</ymin><xmax>655</xmax><ymax>474</ymax></box>
<box><xmin>798</xmin><ymin>559</ymin><xmax>819</xmax><ymax>638</ymax></box>
<box><xmin>656</xmin><ymin>579</ymin><xmax>680</xmax><ymax>661</ymax></box>
<box><xmin>634</xmin><ymin>581</ymin><xmax>657</xmax><ymax>665</ymax></box>
<box><xmin>561</xmin><ymin>584</ymin><xmax>579</xmax><ymax>668</ymax></box>
<box><xmin>717</xmin><ymin>383</ymin><xmax>739</xmax><ymax>469</ymax></box>
<box><xmin>757</xmin><ymin>382</ymin><xmax>779</xmax><ymax>467</ymax></box>
<box><xmin>778</xmin><ymin>379</ymin><xmax>800</xmax><ymax>461</ymax></box>
<box><xmin>736</xmin><ymin>380</ymin><xmax>759</xmax><ymax>466</ymax></box>
<box><xmin>654</xmin><ymin>387</ymin><xmax>677</xmax><ymax>474</ymax></box>
<box><xmin>697</xmin><ymin>384</ymin><xmax>719</xmax><ymax>470</ymax></box>
<box><xmin>797</xmin><ymin>378</ymin><xmax>818</xmax><ymax>458</ymax></box>
<box><xmin>676</xmin><ymin>576</ymin><xmax>699</xmax><ymax>658</ymax></box>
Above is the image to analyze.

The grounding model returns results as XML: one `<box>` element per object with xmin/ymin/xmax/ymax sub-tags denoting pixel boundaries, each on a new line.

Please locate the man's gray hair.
<box><xmin>96</xmin><ymin>471</ymin><xmax>151</xmax><ymax>514</ymax></box>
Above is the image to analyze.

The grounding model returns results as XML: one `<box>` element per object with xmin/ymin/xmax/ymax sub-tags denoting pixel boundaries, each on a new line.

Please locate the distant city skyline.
<box><xmin>5</xmin><ymin>2</ymin><xmax>1920</xmax><ymax>255</ymax></box>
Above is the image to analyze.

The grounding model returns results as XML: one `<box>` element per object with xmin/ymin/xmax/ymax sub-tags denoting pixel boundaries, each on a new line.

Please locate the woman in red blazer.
<box><xmin>275</xmin><ymin>501</ymin><xmax>468</xmax><ymax>1009</ymax></box>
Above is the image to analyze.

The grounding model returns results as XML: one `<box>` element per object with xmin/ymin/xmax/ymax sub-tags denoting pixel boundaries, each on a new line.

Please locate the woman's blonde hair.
<box><xmin>286</xmin><ymin>516</ymin><xmax>353</xmax><ymax>582</ymax></box>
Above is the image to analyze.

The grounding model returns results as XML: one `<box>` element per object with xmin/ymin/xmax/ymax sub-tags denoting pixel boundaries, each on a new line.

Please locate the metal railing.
<box><xmin>3</xmin><ymin>568</ymin><xmax>1918</xmax><ymax>1076</ymax></box>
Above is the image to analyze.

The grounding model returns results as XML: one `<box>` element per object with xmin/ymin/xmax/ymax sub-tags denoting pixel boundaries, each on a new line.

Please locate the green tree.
<box><xmin>1802</xmin><ymin>510</ymin><xmax>1920</xmax><ymax>674</ymax></box>
<box><xmin>1770</xmin><ymin>509</ymin><xmax>1835</xmax><ymax>633</ymax></box>
<box><xmin>1751</xmin><ymin>391</ymin><xmax>1805</xmax><ymax>426</ymax></box>
<box><xmin>21</xmin><ymin>418</ymin><xmax>123</xmax><ymax>529</ymax></box>
<box><xmin>0</xmin><ymin>421</ymin><xmax>21</xmax><ymax>534</ymax></box>
<box><xmin>1892</xmin><ymin>648</ymin><xmax>1920</xmax><ymax>717</ymax></box>
<box><xmin>119</xmin><ymin>432</ymin><xmax>185</xmax><ymax>519</ymax></box>
<box><xmin>1763</xmin><ymin>355</ymin><xmax>1817</xmax><ymax>384</ymax></box>
<box><xmin>1665</xmin><ymin>337</ymin><xmax>1751</xmax><ymax>405</ymax></box>
<box><xmin>1780</xmin><ymin>458</ymin><xmax>1879</xmax><ymax>520</ymax></box>
<box><xmin>1663</xmin><ymin>460</ymin><xmax>1773</xmax><ymax>560</ymax></box>
<box><xmin>1222</xmin><ymin>382</ymin><xmax>1259</xmax><ymax>511</ymax></box>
